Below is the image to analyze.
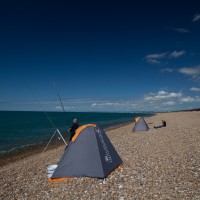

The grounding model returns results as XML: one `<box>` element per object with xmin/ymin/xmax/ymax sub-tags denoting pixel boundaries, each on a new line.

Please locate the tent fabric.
<box><xmin>72</xmin><ymin>124</ymin><xmax>96</xmax><ymax>142</ymax></box>
<box><xmin>49</xmin><ymin>124</ymin><xmax>122</xmax><ymax>183</ymax></box>
<box><xmin>133</xmin><ymin>117</ymin><xmax>149</xmax><ymax>132</ymax></box>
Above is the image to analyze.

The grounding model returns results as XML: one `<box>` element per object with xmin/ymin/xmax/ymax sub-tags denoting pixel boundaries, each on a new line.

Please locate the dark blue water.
<box><xmin>0</xmin><ymin>111</ymin><xmax>152</xmax><ymax>155</ymax></box>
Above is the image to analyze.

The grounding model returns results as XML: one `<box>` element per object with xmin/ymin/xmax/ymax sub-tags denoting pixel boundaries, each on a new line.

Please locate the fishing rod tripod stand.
<box><xmin>42</xmin><ymin>129</ymin><xmax>67</xmax><ymax>154</ymax></box>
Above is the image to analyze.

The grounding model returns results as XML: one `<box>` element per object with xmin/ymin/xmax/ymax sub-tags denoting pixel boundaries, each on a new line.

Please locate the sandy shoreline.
<box><xmin>0</xmin><ymin>111</ymin><xmax>200</xmax><ymax>199</ymax></box>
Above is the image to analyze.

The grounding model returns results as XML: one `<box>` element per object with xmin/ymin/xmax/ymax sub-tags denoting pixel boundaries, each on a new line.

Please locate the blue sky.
<box><xmin>0</xmin><ymin>0</ymin><xmax>200</xmax><ymax>112</ymax></box>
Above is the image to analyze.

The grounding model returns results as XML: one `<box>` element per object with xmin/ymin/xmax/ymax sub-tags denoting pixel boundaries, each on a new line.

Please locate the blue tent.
<box><xmin>133</xmin><ymin>117</ymin><xmax>149</xmax><ymax>132</ymax></box>
<box><xmin>49</xmin><ymin>124</ymin><xmax>122</xmax><ymax>183</ymax></box>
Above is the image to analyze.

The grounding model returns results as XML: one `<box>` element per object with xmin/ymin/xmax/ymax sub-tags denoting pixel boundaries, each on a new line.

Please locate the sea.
<box><xmin>0</xmin><ymin>111</ymin><xmax>153</xmax><ymax>156</ymax></box>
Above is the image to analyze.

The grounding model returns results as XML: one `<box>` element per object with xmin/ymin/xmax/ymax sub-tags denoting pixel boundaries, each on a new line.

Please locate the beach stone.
<box><xmin>118</xmin><ymin>184</ymin><xmax>123</xmax><ymax>189</ymax></box>
<box><xmin>140</xmin><ymin>178</ymin><xmax>146</xmax><ymax>186</ymax></box>
<box><xmin>0</xmin><ymin>111</ymin><xmax>200</xmax><ymax>199</ymax></box>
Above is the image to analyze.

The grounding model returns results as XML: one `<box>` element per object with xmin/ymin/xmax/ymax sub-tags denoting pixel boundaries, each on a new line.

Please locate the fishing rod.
<box><xmin>52</xmin><ymin>81</ymin><xmax>70</xmax><ymax>127</ymax></box>
<box><xmin>33</xmin><ymin>95</ymin><xmax>57</xmax><ymax>129</ymax></box>
<box><xmin>32</xmin><ymin>94</ymin><xmax>67</xmax><ymax>154</ymax></box>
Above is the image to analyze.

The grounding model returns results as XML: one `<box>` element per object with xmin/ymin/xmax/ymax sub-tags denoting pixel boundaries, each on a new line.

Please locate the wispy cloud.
<box><xmin>90</xmin><ymin>101</ymin><xmax>139</xmax><ymax>111</ymax></box>
<box><xmin>56</xmin><ymin>106</ymin><xmax>75</xmax><ymax>110</ymax></box>
<box><xmin>145</xmin><ymin>52</ymin><xmax>168</xmax><ymax>64</ymax></box>
<box><xmin>162</xmin><ymin>65</ymin><xmax>200</xmax><ymax>81</ymax></box>
<box><xmin>180</xmin><ymin>97</ymin><xmax>194</xmax><ymax>102</ymax></box>
<box><xmin>146</xmin><ymin>53</ymin><xmax>168</xmax><ymax>59</ymax></box>
<box><xmin>145</xmin><ymin>50</ymin><xmax>186</xmax><ymax>64</ymax></box>
<box><xmin>158</xmin><ymin>91</ymin><xmax>167</xmax><ymax>95</ymax></box>
<box><xmin>190</xmin><ymin>87</ymin><xmax>200</xmax><ymax>92</ymax></box>
<box><xmin>1</xmin><ymin>93</ymin><xmax>199</xmax><ymax>112</ymax></box>
<box><xmin>143</xmin><ymin>90</ymin><xmax>183</xmax><ymax>110</ymax></box>
<box><xmin>146</xmin><ymin>59</ymin><xmax>161</xmax><ymax>64</ymax></box>
<box><xmin>178</xmin><ymin>66</ymin><xmax>200</xmax><ymax>79</ymax></box>
<box><xmin>170</xmin><ymin>28</ymin><xmax>190</xmax><ymax>33</ymax></box>
<box><xmin>91</xmin><ymin>102</ymin><xmax>122</xmax><ymax>107</ymax></box>
<box><xmin>162</xmin><ymin>101</ymin><xmax>176</xmax><ymax>106</ymax></box>
<box><xmin>179</xmin><ymin>66</ymin><xmax>200</xmax><ymax>76</ymax></box>
<box><xmin>143</xmin><ymin>90</ymin><xmax>200</xmax><ymax>111</ymax></box>
<box><xmin>192</xmin><ymin>13</ymin><xmax>200</xmax><ymax>22</ymax></box>
<box><xmin>144</xmin><ymin>90</ymin><xmax>182</xmax><ymax>101</ymax></box>
<box><xmin>170</xmin><ymin>50</ymin><xmax>186</xmax><ymax>58</ymax></box>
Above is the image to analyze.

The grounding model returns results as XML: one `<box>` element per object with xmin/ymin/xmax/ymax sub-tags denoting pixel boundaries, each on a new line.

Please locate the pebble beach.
<box><xmin>0</xmin><ymin>111</ymin><xmax>200</xmax><ymax>199</ymax></box>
